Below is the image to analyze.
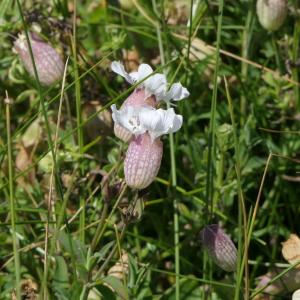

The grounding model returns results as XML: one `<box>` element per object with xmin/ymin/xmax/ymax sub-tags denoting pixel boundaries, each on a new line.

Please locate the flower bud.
<box><xmin>108</xmin><ymin>251</ymin><xmax>129</xmax><ymax>280</ymax></box>
<box><xmin>124</xmin><ymin>133</ymin><xmax>163</xmax><ymax>189</ymax></box>
<box><xmin>200</xmin><ymin>224</ymin><xmax>237</xmax><ymax>272</ymax></box>
<box><xmin>119</xmin><ymin>0</ymin><xmax>134</xmax><ymax>10</ymax></box>
<box><xmin>14</xmin><ymin>33</ymin><xmax>64</xmax><ymax>86</ymax></box>
<box><xmin>256</xmin><ymin>0</ymin><xmax>287</xmax><ymax>32</ymax></box>
<box><xmin>114</xmin><ymin>88</ymin><xmax>156</xmax><ymax>142</ymax></box>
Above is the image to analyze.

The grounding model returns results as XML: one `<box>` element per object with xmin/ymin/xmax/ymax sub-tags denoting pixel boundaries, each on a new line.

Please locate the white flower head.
<box><xmin>111</xmin><ymin>104</ymin><xmax>183</xmax><ymax>141</ymax></box>
<box><xmin>111</xmin><ymin>61</ymin><xmax>189</xmax><ymax>103</ymax></box>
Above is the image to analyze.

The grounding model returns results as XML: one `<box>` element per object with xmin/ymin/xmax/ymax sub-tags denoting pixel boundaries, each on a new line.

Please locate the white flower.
<box><xmin>111</xmin><ymin>61</ymin><xmax>189</xmax><ymax>102</ymax></box>
<box><xmin>111</xmin><ymin>104</ymin><xmax>183</xmax><ymax>141</ymax></box>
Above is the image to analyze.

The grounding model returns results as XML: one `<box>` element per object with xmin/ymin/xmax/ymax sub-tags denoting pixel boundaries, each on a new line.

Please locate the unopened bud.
<box><xmin>256</xmin><ymin>0</ymin><xmax>287</xmax><ymax>31</ymax></box>
<box><xmin>14</xmin><ymin>32</ymin><xmax>64</xmax><ymax>86</ymax></box>
<box><xmin>124</xmin><ymin>133</ymin><xmax>163</xmax><ymax>189</ymax></box>
<box><xmin>119</xmin><ymin>0</ymin><xmax>135</xmax><ymax>10</ymax></box>
<box><xmin>200</xmin><ymin>224</ymin><xmax>237</xmax><ymax>272</ymax></box>
<box><xmin>108</xmin><ymin>251</ymin><xmax>129</xmax><ymax>280</ymax></box>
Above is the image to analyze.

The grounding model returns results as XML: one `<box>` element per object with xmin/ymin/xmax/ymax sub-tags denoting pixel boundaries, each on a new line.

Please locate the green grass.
<box><xmin>1</xmin><ymin>0</ymin><xmax>300</xmax><ymax>299</ymax></box>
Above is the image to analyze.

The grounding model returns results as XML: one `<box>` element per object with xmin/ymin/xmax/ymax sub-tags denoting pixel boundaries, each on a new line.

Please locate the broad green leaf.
<box><xmin>102</xmin><ymin>276</ymin><xmax>129</xmax><ymax>300</ymax></box>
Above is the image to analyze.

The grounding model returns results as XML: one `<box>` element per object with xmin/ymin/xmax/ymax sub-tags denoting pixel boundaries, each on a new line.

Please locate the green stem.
<box><xmin>153</xmin><ymin>0</ymin><xmax>180</xmax><ymax>300</ymax></box>
<box><xmin>152</xmin><ymin>0</ymin><xmax>181</xmax><ymax>298</ymax></box>
<box><xmin>81</xmin><ymin>225</ymin><xmax>127</xmax><ymax>300</ymax></box>
<box><xmin>240</xmin><ymin>3</ymin><xmax>253</xmax><ymax>124</ymax></box>
<box><xmin>80</xmin><ymin>183</ymin><xmax>128</xmax><ymax>300</ymax></box>
<box><xmin>271</xmin><ymin>33</ymin><xmax>282</xmax><ymax>73</ymax></box>
<box><xmin>90</xmin><ymin>184</ymin><xmax>127</xmax><ymax>253</ymax></box>
<box><xmin>71</xmin><ymin>0</ymin><xmax>85</xmax><ymax>244</ymax></box>
<box><xmin>5</xmin><ymin>94</ymin><xmax>21</xmax><ymax>300</ymax></box>
<box><xmin>14</xmin><ymin>6</ymin><xmax>68</xmax><ymax>289</ymax></box>
<box><xmin>225</xmin><ymin>78</ymin><xmax>248</xmax><ymax>300</ymax></box>
<box><xmin>94</xmin><ymin>225</ymin><xmax>127</xmax><ymax>279</ymax></box>
<box><xmin>212</xmin><ymin>151</ymin><xmax>224</xmax><ymax>205</ymax></box>
<box><xmin>205</xmin><ymin>0</ymin><xmax>223</xmax><ymax>222</ymax></box>
<box><xmin>90</xmin><ymin>202</ymin><xmax>109</xmax><ymax>252</ymax></box>
<box><xmin>292</xmin><ymin>12</ymin><xmax>300</xmax><ymax>110</ymax></box>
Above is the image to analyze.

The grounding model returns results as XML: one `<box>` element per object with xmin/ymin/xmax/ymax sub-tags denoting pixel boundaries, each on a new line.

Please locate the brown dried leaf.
<box><xmin>122</xmin><ymin>48</ymin><xmax>140</xmax><ymax>72</ymax></box>
<box><xmin>282</xmin><ymin>234</ymin><xmax>300</xmax><ymax>268</ymax></box>
<box><xmin>22</xmin><ymin>118</ymin><xmax>41</xmax><ymax>149</ymax></box>
<box><xmin>16</xmin><ymin>144</ymin><xmax>35</xmax><ymax>184</ymax></box>
<box><xmin>254</xmin><ymin>268</ymin><xmax>300</xmax><ymax>299</ymax></box>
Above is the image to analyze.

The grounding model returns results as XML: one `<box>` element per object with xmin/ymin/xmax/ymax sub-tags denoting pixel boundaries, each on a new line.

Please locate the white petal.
<box><xmin>127</xmin><ymin>64</ymin><xmax>153</xmax><ymax>86</ymax></box>
<box><xmin>112</xmin><ymin>105</ymin><xmax>183</xmax><ymax>141</ymax></box>
<box><xmin>111</xmin><ymin>61</ymin><xmax>134</xmax><ymax>84</ymax></box>
<box><xmin>129</xmin><ymin>71</ymin><xmax>139</xmax><ymax>83</ymax></box>
<box><xmin>139</xmin><ymin>107</ymin><xmax>183</xmax><ymax>140</ymax></box>
<box><xmin>162</xmin><ymin>82</ymin><xmax>190</xmax><ymax>102</ymax></box>
<box><xmin>170</xmin><ymin>112</ymin><xmax>183</xmax><ymax>132</ymax></box>
<box><xmin>137</xmin><ymin>64</ymin><xmax>153</xmax><ymax>80</ymax></box>
<box><xmin>144</xmin><ymin>74</ymin><xmax>167</xmax><ymax>100</ymax></box>
<box><xmin>111</xmin><ymin>104</ymin><xmax>147</xmax><ymax>135</ymax></box>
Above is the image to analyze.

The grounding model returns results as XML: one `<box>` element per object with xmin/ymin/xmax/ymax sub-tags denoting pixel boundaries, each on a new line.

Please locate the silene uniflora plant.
<box><xmin>111</xmin><ymin>61</ymin><xmax>189</xmax><ymax>189</ymax></box>
<box><xmin>13</xmin><ymin>32</ymin><xmax>64</xmax><ymax>86</ymax></box>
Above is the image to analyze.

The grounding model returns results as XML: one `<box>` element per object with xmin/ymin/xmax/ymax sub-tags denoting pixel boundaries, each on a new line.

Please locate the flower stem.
<box><xmin>205</xmin><ymin>0</ymin><xmax>224</xmax><ymax>223</ymax></box>
<box><xmin>5</xmin><ymin>93</ymin><xmax>21</xmax><ymax>300</ymax></box>
<box><xmin>152</xmin><ymin>0</ymin><xmax>181</xmax><ymax>298</ymax></box>
<box><xmin>90</xmin><ymin>202</ymin><xmax>109</xmax><ymax>252</ymax></box>
<box><xmin>292</xmin><ymin>5</ymin><xmax>300</xmax><ymax>110</ymax></box>
<box><xmin>224</xmin><ymin>78</ymin><xmax>248</xmax><ymax>300</ymax></box>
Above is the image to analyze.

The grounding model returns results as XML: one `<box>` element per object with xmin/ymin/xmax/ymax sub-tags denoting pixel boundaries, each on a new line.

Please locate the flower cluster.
<box><xmin>111</xmin><ymin>61</ymin><xmax>189</xmax><ymax>189</ymax></box>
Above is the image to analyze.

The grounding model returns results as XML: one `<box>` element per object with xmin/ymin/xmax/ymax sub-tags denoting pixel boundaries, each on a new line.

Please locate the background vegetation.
<box><xmin>0</xmin><ymin>0</ymin><xmax>300</xmax><ymax>299</ymax></box>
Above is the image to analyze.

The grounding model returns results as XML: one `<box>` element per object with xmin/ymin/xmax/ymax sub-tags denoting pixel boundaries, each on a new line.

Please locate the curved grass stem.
<box><xmin>5</xmin><ymin>92</ymin><xmax>21</xmax><ymax>300</ymax></box>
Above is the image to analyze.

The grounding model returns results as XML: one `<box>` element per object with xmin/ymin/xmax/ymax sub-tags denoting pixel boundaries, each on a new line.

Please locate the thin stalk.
<box><xmin>43</xmin><ymin>58</ymin><xmax>69</xmax><ymax>300</ymax></box>
<box><xmin>212</xmin><ymin>151</ymin><xmax>224</xmax><ymax>206</ymax></box>
<box><xmin>224</xmin><ymin>78</ymin><xmax>248</xmax><ymax>300</ymax></box>
<box><xmin>71</xmin><ymin>0</ymin><xmax>85</xmax><ymax>243</ymax></box>
<box><xmin>292</xmin><ymin>10</ymin><xmax>300</xmax><ymax>109</ymax></box>
<box><xmin>80</xmin><ymin>182</ymin><xmax>128</xmax><ymax>300</ymax></box>
<box><xmin>94</xmin><ymin>225</ymin><xmax>127</xmax><ymax>279</ymax></box>
<box><xmin>15</xmin><ymin>0</ymin><xmax>64</xmax><ymax>200</ymax></box>
<box><xmin>114</xmin><ymin>224</ymin><xmax>127</xmax><ymax>287</ymax></box>
<box><xmin>90</xmin><ymin>184</ymin><xmax>127</xmax><ymax>253</ymax></box>
<box><xmin>90</xmin><ymin>202</ymin><xmax>109</xmax><ymax>252</ymax></box>
<box><xmin>81</xmin><ymin>225</ymin><xmax>127</xmax><ymax>300</ymax></box>
<box><xmin>240</xmin><ymin>3</ymin><xmax>253</xmax><ymax>124</ymax></box>
<box><xmin>186</xmin><ymin>0</ymin><xmax>194</xmax><ymax>70</ymax></box>
<box><xmin>15</xmin><ymin>3</ymin><xmax>69</xmax><ymax>277</ymax></box>
<box><xmin>133</xmin><ymin>225</ymin><xmax>142</xmax><ymax>260</ymax></box>
<box><xmin>5</xmin><ymin>93</ymin><xmax>21</xmax><ymax>300</ymax></box>
<box><xmin>271</xmin><ymin>33</ymin><xmax>282</xmax><ymax>73</ymax></box>
<box><xmin>205</xmin><ymin>0</ymin><xmax>224</xmax><ymax>221</ymax></box>
<box><xmin>152</xmin><ymin>0</ymin><xmax>180</xmax><ymax>298</ymax></box>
